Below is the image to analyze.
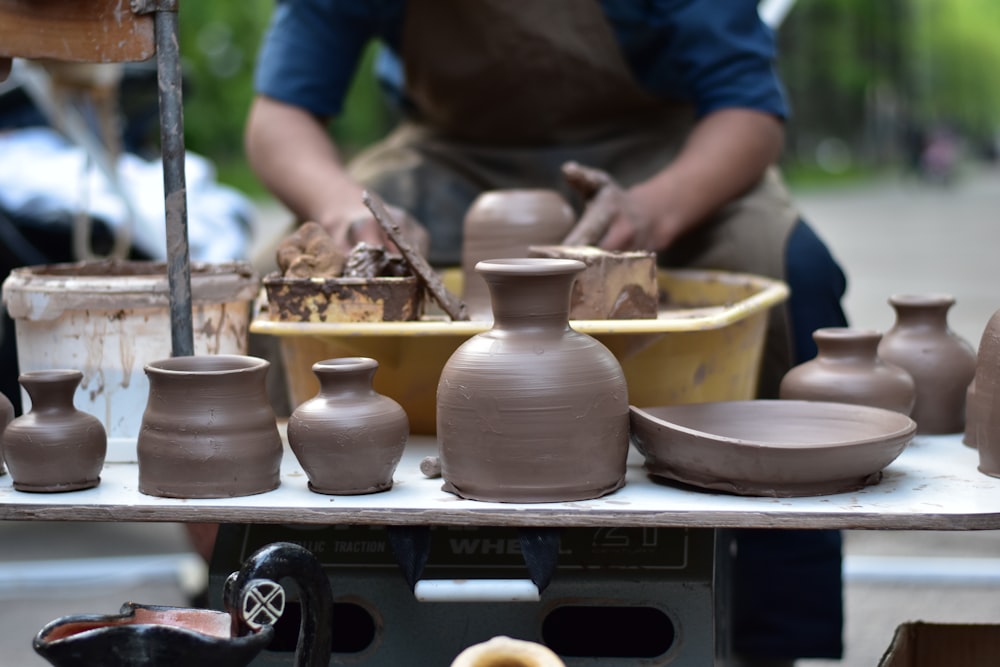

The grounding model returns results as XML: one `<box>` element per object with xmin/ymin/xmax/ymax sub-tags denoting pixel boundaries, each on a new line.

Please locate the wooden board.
<box><xmin>0</xmin><ymin>0</ymin><xmax>155</xmax><ymax>62</ymax></box>
<box><xmin>0</xmin><ymin>434</ymin><xmax>999</xmax><ymax>530</ymax></box>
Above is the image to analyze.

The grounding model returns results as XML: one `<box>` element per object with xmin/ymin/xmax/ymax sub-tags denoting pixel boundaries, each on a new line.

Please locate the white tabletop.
<box><xmin>0</xmin><ymin>434</ymin><xmax>997</xmax><ymax>529</ymax></box>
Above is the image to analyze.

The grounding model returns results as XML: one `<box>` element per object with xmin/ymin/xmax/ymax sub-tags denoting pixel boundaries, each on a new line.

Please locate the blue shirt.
<box><xmin>254</xmin><ymin>0</ymin><xmax>788</xmax><ymax>122</ymax></box>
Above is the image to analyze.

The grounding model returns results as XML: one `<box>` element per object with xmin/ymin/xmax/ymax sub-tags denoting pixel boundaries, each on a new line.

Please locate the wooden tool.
<box><xmin>363</xmin><ymin>190</ymin><xmax>470</xmax><ymax>321</ymax></box>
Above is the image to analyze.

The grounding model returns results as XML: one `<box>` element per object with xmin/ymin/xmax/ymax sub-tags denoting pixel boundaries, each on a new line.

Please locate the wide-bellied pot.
<box><xmin>137</xmin><ymin>355</ymin><xmax>282</xmax><ymax>498</ymax></box>
<box><xmin>1</xmin><ymin>370</ymin><xmax>107</xmax><ymax>492</ymax></box>
<box><xmin>437</xmin><ymin>258</ymin><xmax>629</xmax><ymax>502</ymax></box>
<box><xmin>877</xmin><ymin>293</ymin><xmax>976</xmax><ymax>434</ymax></box>
<box><xmin>779</xmin><ymin>327</ymin><xmax>916</xmax><ymax>415</ymax></box>
<box><xmin>287</xmin><ymin>357</ymin><xmax>409</xmax><ymax>494</ymax></box>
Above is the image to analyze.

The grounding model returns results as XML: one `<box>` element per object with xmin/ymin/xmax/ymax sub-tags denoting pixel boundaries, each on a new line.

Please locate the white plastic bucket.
<box><xmin>2</xmin><ymin>260</ymin><xmax>259</xmax><ymax>447</ymax></box>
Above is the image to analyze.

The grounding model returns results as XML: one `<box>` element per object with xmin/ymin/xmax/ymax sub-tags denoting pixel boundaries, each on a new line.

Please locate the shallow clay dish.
<box><xmin>629</xmin><ymin>400</ymin><xmax>917</xmax><ymax>497</ymax></box>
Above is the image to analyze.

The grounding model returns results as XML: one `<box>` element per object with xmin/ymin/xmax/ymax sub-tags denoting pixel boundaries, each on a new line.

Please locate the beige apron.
<box><xmin>347</xmin><ymin>0</ymin><xmax>798</xmax><ymax>397</ymax></box>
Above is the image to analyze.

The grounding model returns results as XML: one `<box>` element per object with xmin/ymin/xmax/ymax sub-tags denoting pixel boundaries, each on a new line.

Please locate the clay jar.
<box><xmin>877</xmin><ymin>294</ymin><xmax>976</xmax><ymax>434</ymax></box>
<box><xmin>137</xmin><ymin>355</ymin><xmax>282</xmax><ymax>498</ymax></box>
<box><xmin>437</xmin><ymin>258</ymin><xmax>630</xmax><ymax>503</ymax></box>
<box><xmin>779</xmin><ymin>328</ymin><xmax>916</xmax><ymax>415</ymax></box>
<box><xmin>461</xmin><ymin>190</ymin><xmax>576</xmax><ymax>319</ymax></box>
<box><xmin>2</xmin><ymin>370</ymin><xmax>107</xmax><ymax>492</ymax></box>
<box><xmin>287</xmin><ymin>357</ymin><xmax>409</xmax><ymax>494</ymax></box>
<box><xmin>970</xmin><ymin>310</ymin><xmax>1000</xmax><ymax>474</ymax></box>
<box><xmin>0</xmin><ymin>390</ymin><xmax>13</xmax><ymax>475</ymax></box>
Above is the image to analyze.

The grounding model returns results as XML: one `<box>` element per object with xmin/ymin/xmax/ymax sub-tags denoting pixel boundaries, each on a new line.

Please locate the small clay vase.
<box><xmin>461</xmin><ymin>190</ymin><xmax>576</xmax><ymax>319</ymax></box>
<box><xmin>1</xmin><ymin>370</ymin><xmax>107</xmax><ymax>492</ymax></box>
<box><xmin>287</xmin><ymin>357</ymin><xmax>409</xmax><ymax>494</ymax></box>
<box><xmin>779</xmin><ymin>328</ymin><xmax>916</xmax><ymax>415</ymax></box>
<box><xmin>0</xmin><ymin>390</ymin><xmax>13</xmax><ymax>475</ymax></box>
<box><xmin>438</xmin><ymin>258</ymin><xmax>630</xmax><ymax>503</ymax></box>
<box><xmin>137</xmin><ymin>355</ymin><xmax>282</xmax><ymax>499</ymax></box>
<box><xmin>877</xmin><ymin>293</ymin><xmax>976</xmax><ymax>434</ymax></box>
<box><xmin>970</xmin><ymin>310</ymin><xmax>1000</xmax><ymax>474</ymax></box>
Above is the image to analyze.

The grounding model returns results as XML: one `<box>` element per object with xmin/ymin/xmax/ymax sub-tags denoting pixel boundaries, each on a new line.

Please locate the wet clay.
<box><xmin>877</xmin><ymin>294</ymin><xmax>976</xmax><ymax>434</ymax></box>
<box><xmin>461</xmin><ymin>190</ymin><xmax>576</xmax><ymax>319</ymax></box>
<box><xmin>970</xmin><ymin>310</ymin><xmax>1000</xmax><ymax>475</ymax></box>
<box><xmin>629</xmin><ymin>400</ymin><xmax>916</xmax><ymax>497</ymax></box>
<box><xmin>2</xmin><ymin>370</ymin><xmax>107</xmax><ymax>492</ymax></box>
<box><xmin>287</xmin><ymin>357</ymin><xmax>409</xmax><ymax>494</ymax></box>
<box><xmin>780</xmin><ymin>328</ymin><xmax>916</xmax><ymax>415</ymax></box>
<box><xmin>276</xmin><ymin>221</ymin><xmax>346</xmax><ymax>278</ymax></box>
<box><xmin>437</xmin><ymin>258</ymin><xmax>629</xmax><ymax>503</ymax></box>
<box><xmin>137</xmin><ymin>355</ymin><xmax>282</xmax><ymax>498</ymax></box>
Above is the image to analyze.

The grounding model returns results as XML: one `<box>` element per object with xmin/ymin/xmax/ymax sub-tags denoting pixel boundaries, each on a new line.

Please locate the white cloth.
<box><xmin>0</xmin><ymin>127</ymin><xmax>254</xmax><ymax>262</ymax></box>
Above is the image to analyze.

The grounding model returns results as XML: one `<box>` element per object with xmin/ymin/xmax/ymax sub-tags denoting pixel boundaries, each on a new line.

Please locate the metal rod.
<box><xmin>154</xmin><ymin>8</ymin><xmax>193</xmax><ymax>357</ymax></box>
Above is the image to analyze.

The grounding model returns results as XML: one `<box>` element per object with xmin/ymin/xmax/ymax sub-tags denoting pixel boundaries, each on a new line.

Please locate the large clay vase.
<box><xmin>877</xmin><ymin>294</ymin><xmax>976</xmax><ymax>434</ymax></box>
<box><xmin>970</xmin><ymin>310</ymin><xmax>1000</xmax><ymax>474</ymax></box>
<box><xmin>437</xmin><ymin>258</ymin><xmax>630</xmax><ymax>502</ymax></box>
<box><xmin>461</xmin><ymin>190</ymin><xmax>576</xmax><ymax>319</ymax></box>
<box><xmin>0</xmin><ymin>390</ymin><xmax>13</xmax><ymax>475</ymax></box>
<box><xmin>33</xmin><ymin>541</ymin><xmax>333</xmax><ymax>667</ymax></box>
<box><xmin>287</xmin><ymin>357</ymin><xmax>409</xmax><ymax>494</ymax></box>
<box><xmin>779</xmin><ymin>328</ymin><xmax>916</xmax><ymax>415</ymax></box>
<box><xmin>2</xmin><ymin>370</ymin><xmax>106</xmax><ymax>492</ymax></box>
<box><xmin>137</xmin><ymin>355</ymin><xmax>282</xmax><ymax>498</ymax></box>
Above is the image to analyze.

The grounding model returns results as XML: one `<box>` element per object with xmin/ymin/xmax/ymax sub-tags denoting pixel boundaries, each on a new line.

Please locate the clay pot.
<box><xmin>33</xmin><ymin>541</ymin><xmax>333</xmax><ymax>667</ymax></box>
<box><xmin>877</xmin><ymin>294</ymin><xmax>976</xmax><ymax>434</ymax></box>
<box><xmin>2</xmin><ymin>370</ymin><xmax>106</xmax><ymax>492</ymax></box>
<box><xmin>451</xmin><ymin>636</ymin><xmax>565</xmax><ymax>667</ymax></box>
<box><xmin>0</xmin><ymin>390</ymin><xmax>13</xmax><ymax>475</ymax></box>
<box><xmin>137</xmin><ymin>355</ymin><xmax>282</xmax><ymax>498</ymax></box>
<box><xmin>779</xmin><ymin>328</ymin><xmax>916</xmax><ymax>415</ymax></box>
<box><xmin>287</xmin><ymin>357</ymin><xmax>409</xmax><ymax>494</ymax></box>
<box><xmin>964</xmin><ymin>379</ymin><xmax>979</xmax><ymax>448</ymax></box>
<box><xmin>970</xmin><ymin>310</ymin><xmax>1000</xmax><ymax>474</ymax></box>
<box><xmin>438</xmin><ymin>258</ymin><xmax>630</xmax><ymax>502</ymax></box>
<box><xmin>461</xmin><ymin>190</ymin><xmax>576</xmax><ymax>319</ymax></box>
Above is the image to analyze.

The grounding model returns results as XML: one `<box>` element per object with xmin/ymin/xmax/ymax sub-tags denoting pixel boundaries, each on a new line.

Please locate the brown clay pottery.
<box><xmin>2</xmin><ymin>370</ymin><xmax>107</xmax><ymax>492</ymax></box>
<box><xmin>137</xmin><ymin>355</ymin><xmax>282</xmax><ymax>499</ymax></box>
<box><xmin>629</xmin><ymin>400</ymin><xmax>916</xmax><ymax>497</ymax></box>
<box><xmin>437</xmin><ymin>258</ymin><xmax>630</xmax><ymax>503</ymax></box>
<box><xmin>461</xmin><ymin>190</ymin><xmax>576</xmax><ymax>319</ymax></box>
<box><xmin>0</xmin><ymin>390</ymin><xmax>13</xmax><ymax>475</ymax></box>
<box><xmin>969</xmin><ymin>310</ymin><xmax>1000</xmax><ymax>475</ymax></box>
<box><xmin>287</xmin><ymin>357</ymin><xmax>409</xmax><ymax>494</ymax></box>
<box><xmin>779</xmin><ymin>327</ymin><xmax>916</xmax><ymax>415</ymax></box>
<box><xmin>33</xmin><ymin>541</ymin><xmax>333</xmax><ymax>667</ymax></box>
<box><xmin>877</xmin><ymin>293</ymin><xmax>977</xmax><ymax>434</ymax></box>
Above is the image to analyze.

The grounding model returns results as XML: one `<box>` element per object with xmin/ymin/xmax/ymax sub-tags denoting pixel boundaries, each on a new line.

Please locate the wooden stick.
<box><xmin>363</xmin><ymin>190</ymin><xmax>469</xmax><ymax>321</ymax></box>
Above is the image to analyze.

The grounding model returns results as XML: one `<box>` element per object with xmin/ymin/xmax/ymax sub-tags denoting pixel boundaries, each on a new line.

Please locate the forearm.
<box><xmin>245</xmin><ymin>95</ymin><xmax>364</xmax><ymax>228</ymax></box>
<box><xmin>631</xmin><ymin>108</ymin><xmax>785</xmax><ymax>250</ymax></box>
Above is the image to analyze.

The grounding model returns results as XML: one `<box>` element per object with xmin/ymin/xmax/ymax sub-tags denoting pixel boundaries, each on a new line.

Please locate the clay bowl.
<box><xmin>629</xmin><ymin>400</ymin><xmax>917</xmax><ymax>497</ymax></box>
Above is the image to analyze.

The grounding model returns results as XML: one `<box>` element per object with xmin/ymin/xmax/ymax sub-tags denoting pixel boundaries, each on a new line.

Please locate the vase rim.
<box><xmin>475</xmin><ymin>258</ymin><xmax>585</xmax><ymax>275</ymax></box>
<box><xmin>888</xmin><ymin>293</ymin><xmax>955</xmax><ymax>307</ymax></box>
<box><xmin>19</xmin><ymin>369</ymin><xmax>82</xmax><ymax>383</ymax></box>
<box><xmin>813</xmin><ymin>327</ymin><xmax>881</xmax><ymax>339</ymax></box>
<box><xmin>145</xmin><ymin>354</ymin><xmax>269</xmax><ymax>375</ymax></box>
<box><xmin>313</xmin><ymin>357</ymin><xmax>377</xmax><ymax>372</ymax></box>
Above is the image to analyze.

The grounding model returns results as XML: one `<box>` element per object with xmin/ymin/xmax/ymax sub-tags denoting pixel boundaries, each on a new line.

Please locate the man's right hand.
<box><xmin>321</xmin><ymin>201</ymin><xmax>431</xmax><ymax>259</ymax></box>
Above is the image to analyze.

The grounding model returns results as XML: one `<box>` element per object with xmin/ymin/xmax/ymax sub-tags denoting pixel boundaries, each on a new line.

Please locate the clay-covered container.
<box><xmin>2</xmin><ymin>370</ymin><xmax>107</xmax><ymax>492</ymax></box>
<box><xmin>438</xmin><ymin>258</ymin><xmax>630</xmax><ymax>502</ymax></box>
<box><xmin>137</xmin><ymin>355</ymin><xmax>282</xmax><ymax>498</ymax></box>
<box><xmin>780</xmin><ymin>328</ymin><xmax>916</xmax><ymax>415</ymax></box>
<box><xmin>877</xmin><ymin>294</ymin><xmax>976</xmax><ymax>434</ymax></box>
<box><xmin>461</xmin><ymin>190</ymin><xmax>576</xmax><ymax>319</ymax></box>
<box><xmin>287</xmin><ymin>357</ymin><xmax>409</xmax><ymax>494</ymax></box>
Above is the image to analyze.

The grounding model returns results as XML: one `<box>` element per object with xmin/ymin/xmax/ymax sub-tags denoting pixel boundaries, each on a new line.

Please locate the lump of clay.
<box><xmin>276</xmin><ymin>221</ymin><xmax>345</xmax><ymax>278</ymax></box>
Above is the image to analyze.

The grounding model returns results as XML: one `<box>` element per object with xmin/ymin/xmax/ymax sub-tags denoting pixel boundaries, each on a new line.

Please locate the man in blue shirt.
<box><xmin>246</xmin><ymin>2</ymin><xmax>847</xmax><ymax>664</ymax></box>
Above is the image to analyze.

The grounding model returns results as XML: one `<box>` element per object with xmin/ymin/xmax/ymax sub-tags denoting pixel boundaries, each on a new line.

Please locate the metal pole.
<box><xmin>154</xmin><ymin>7</ymin><xmax>193</xmax><ymax>357</ymax></box>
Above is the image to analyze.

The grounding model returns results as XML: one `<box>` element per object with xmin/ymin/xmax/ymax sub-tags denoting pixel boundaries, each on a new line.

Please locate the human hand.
<box><xmin>319</xmin><ymin>201</ymin><xmax>430</xmax><ymax>259</ymax></box>
<box><xmin>561</xmin><ymin>161</ymin><xmax>661</xmax><ymax>251</ymax></box>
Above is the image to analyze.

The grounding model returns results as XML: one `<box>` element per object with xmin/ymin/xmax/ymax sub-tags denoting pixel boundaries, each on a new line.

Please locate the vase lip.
<box><xmin>475</xmin><ymin>258</ymin><xmax>585</xmax><ymax>275</ymax></box>
<box><xmin>145</xmin><ymin>354</ymin><xmax>269</xmax><ymax>375</ymax></box>
<box><xmin>813</xmin><ymin>327</ymin><xmax>881</xmax><ymax>340</ymax></box>
<box><xmin>19</xmin><ymin>369</ymin><xmax>82</xmax><ymax>384</ymax></box>
<box><xmin>888</xmin><ymin>292</ymin><xmax>956</xmax><ymax>307</ymax></box>
<box><xmin>312</xmin><ymin>357</ymin><xmax>378</xmax><ymax>372</ymax></box>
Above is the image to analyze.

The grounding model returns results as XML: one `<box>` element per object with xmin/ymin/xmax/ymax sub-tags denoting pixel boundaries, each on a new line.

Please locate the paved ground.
<box><xmin>2</xmin><ymin>167</ymin><xmax>1000</xmax><ymax>665</ymax></box>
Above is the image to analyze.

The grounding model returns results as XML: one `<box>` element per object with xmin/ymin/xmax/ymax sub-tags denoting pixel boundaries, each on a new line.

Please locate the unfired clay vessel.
<box><xmin>437</xmin><ymin>258</ymin><xmax>630</xmax><ymax>503</ymax></box>
<box><xmin>287</xmin><ymin>357</ymin><xmax>409</xmax><ymax>494</ymax></box>
<box><xmin>461</xmin><ymin>190</ymin><xmax>576</xmax><ymax>319</ymax></box>
<box><xmin>137</xmin><ymin>355</ymin><xmax>282</xmax><ymax>498</ymax></box>
<box><xmin>0</xmin><ymin>390</ymin><xmax>13</xmax><ymax>475</ymax></box>
<box><xmin>2</xmin><ymin>370</ymin><xmax>106</xmax><ymax>492</ymax></box>
<box><xmin>877</xmin><ymin>293</ymin><xmax>976</xmax><ymax>434</ymax></box>
<box><xmin>969</xmin><ymin>310</ymin><xmax>1000</xmax><ymax>474</ymax></box>
<box><xmin>779</xmin><ymin>328</ymin><xmax>916</xmax><ymax>415</ymax></box>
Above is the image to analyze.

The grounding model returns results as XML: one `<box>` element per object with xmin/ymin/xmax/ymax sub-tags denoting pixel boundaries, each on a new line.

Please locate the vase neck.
<box><xmin>481</xmin><ymin>266</ymin><xmax>579</xmax><ymax>331</ymax></box>
<box><xmin>890</xmin><ymin>296</ymin><xmax>954</xmax><ymax>330</ymax></box>
<box><xmin>814</xmin><ymin>330</ymin><xmax>881</xmax><ymax>362</ymax></box>
<box><xmin>315</xmin><ymin>364</ymin><xmax>377</xmax><ymax>397</ymax></box>
<box><xmin>20</xmin><ymin>372</ymin><xmax>81</xmax><ymax>413</ymax></box>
